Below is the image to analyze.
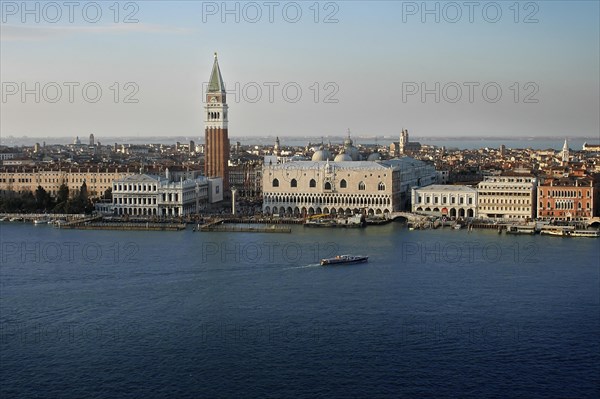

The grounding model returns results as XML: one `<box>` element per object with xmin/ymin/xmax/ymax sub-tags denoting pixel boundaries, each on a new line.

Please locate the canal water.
<box><xmin>1</xmin><ymin>222</ymin><xmax>598</xmax><ymax>398</ymax></box>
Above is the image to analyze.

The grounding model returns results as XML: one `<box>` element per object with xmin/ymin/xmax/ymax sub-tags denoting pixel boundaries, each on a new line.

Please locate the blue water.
<box><xmin>1</xmin><ymin>223</ymin><xmax>599</xmax><ymax>398</ymax></box>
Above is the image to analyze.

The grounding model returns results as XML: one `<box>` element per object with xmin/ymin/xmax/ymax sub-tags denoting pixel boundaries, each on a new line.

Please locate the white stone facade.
<box><xmin>477</xmin><ymin>174</ymin><xmax>537</xmax><ymax>220</ymax></box>
<box><xmin>412</xmin><ymin>185</ymin><xmax>478</xmax><ymax>218</ymax></box>
<box><xmin>262</xmin><ymin>158</ymin><xmax>437</xmax><ymax>217</ymax></box>
<box><xmin>111</xmin><ymin>173</ymin><xmax>210</xmax><ymax>217</ymax></box>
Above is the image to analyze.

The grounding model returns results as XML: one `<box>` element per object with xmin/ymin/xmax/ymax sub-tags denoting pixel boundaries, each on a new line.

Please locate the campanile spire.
<box><xmin>204</xmin><ymin>52</ymin><xmax>230</xmax><ymax>190</ymax></box>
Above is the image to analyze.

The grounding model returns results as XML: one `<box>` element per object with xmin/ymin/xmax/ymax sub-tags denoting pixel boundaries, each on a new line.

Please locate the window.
<box><xmin>378</xmin><ymin>182</ymin><xmax>385</xmax><ymax>191</ymax></box>
<box><xmin>272</xmin><ymin>178</ymin><xmax>279</xmax><ymax>187</ymax></box>
<box><xmin>340</xmin><ymin>179</ymin><xmax>347</xmax><ymax>188</ymax></box>
<box><xmin>290</xmin><ymin>179</ymin><xmax>297</xmax><ymax>188</ymax></box>
<box><xmin>309</xmin><ymin>179</ymin><xmax>316</xmax><ymax>188</ymax></box>
<box><xmin>358</xmin><ymin>181</ymin><xmax>365</xmax><ymax>191</ymax></box>
<box><xmin>324</xmin><ymin>182</ymin><xmax>332</xmax><ymax>190</ymax></box>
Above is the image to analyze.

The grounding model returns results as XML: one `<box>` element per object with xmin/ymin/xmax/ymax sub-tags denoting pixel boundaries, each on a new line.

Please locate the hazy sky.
<box><xmin>1</xmin><ymin>1</ymin><xmax>599</xmax><ymax>139</ymax></box>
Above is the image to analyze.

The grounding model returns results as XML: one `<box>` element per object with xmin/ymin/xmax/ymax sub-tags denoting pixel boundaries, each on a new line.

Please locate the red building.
<box><xmin>537</xmin><ymin>176</ymin><xmax>599</xmax><ymax>221</ymax></box>
<box><xmin>204</xmin><ymin>53</ymin><xmax>230</xmax><ymax>191</ymax></box>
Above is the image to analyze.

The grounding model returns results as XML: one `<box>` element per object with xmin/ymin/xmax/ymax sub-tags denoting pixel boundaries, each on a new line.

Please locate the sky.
<box><xmin>1</xmin><ymin>0</ymin><xmax>599</xmax><ymax>140</ymax></box>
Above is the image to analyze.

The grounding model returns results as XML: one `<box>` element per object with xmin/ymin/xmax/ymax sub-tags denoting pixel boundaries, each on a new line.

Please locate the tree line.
<box><xmin>0</xmin><ymin>182</ymin><xmax>111</xmax><ymax>214</ymax></box>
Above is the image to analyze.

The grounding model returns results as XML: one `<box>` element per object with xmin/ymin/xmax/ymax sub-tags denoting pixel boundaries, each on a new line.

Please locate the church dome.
<box><xmin>334</xmin><ymin>151</ymin><xmax>352</xmax><ymax>162</ymax></box>
<box><xmin>367</xmin><ymin>152</ymin><xmax>382</xmax><ymax>161</ymax></box>
<box><xmin>312</xmin><ymin>146</ymin><xmax>331</xmax><ymax>161</ymax></box>
<box><xmin>346</xmin><ymin>146</ymin><xmax>361</xmax><ymax>161</ymax></box>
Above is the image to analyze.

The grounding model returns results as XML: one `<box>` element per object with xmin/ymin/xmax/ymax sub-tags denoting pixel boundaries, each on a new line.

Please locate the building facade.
<box><xmin>262</xmin><ymin>158</ymin><xmax>437</xmax><ymax>216</ymax></box>
<box><xmin>0</xmin><ymin>167</ymin><xmax>134</xmax><ymax>198</ymax></box>
<box><xmin>477</xmin><ymin>174</ymin><xmax>537</xmax><ymax>220</ymax></box>
<box><xmin>229</xmin><ymin>164</ymin><xmax>262</xmax><ymax>199</ymax></box>
<box><xmin>204</xmin><ymin>53</ymin><xmax>230</xmax><ymax>191</ymax></box>
<box><xmin>537</xmin><ymin>176</ymin><xmax>598</xmax><ymax>221</ymax></box>
<box><xmin>110</xmin><ymin>173</ymin><xmax>222</xmax><ymax>217</ymax></box>
<box><xmin>412</xmin><ymin>185</ymin><xmax>478</xmax><ymax>218</ymax></box>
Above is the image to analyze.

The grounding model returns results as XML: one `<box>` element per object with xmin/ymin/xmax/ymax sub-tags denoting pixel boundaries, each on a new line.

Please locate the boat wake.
<box><xmin>281</xmin><ymin>263</ymin><xmax>321</xmax><ymax>270</ymax></box>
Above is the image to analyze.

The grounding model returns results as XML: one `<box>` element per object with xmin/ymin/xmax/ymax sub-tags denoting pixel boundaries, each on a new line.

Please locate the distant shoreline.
<box><xmin>1</xmin><ymin>135</ymin><xmax>597</xmax><ymax>149</ymax></box>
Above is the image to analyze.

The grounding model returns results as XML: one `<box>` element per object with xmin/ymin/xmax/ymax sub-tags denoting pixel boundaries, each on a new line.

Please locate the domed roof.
<box><xmin>367</xmin><ymin>152</ymin><xmax>382</xmax><ymax>161</ymax></box>
<box><xmin>334</xmin><ymin>151</ymin><xmax>352</xmax><ymax>162</ymax></box>
<box><xmin>346</xmin><ymin>146</ymin><xmax>361</xmax><ymax>161</ymax></box>
<box><xmin>312</xmin><ymin>146</ymin><xmax>331</xmax><ymax>161</ymax></box>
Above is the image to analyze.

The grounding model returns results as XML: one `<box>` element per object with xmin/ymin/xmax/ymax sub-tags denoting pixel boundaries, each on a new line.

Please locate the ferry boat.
<box><xmin>570</xmin><ymin>230</ymin><xmax>600</xmax><ymax>238</ymax></box>
<box><xmin>320</xmin><ymin>255</ymin><xmax>369</xmax><ymax>266</ymax></box>
<box><xmin>506</xmin><ymin>225</ymin><xmax>536</xmax><ymax>235</ymax></box>
<box><xmin>304</xmin><ymin>214</ymin><xmax>365</xmax><ymax>228</ymax></box>
<box><xmin>540</xmin><ymin>226</ymin><xmax>575</xmax><ymax>237</ymax></box>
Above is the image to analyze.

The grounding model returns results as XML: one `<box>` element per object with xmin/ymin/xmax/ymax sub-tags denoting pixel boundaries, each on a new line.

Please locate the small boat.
<box><xmin>453</xmin><ymin>224</ymin><xmax>462</xmax><ymax>230</ymax></box>
<box><xmin>320</xmin><ymin>255</ymin><xmax>368</xmax><ymax>266</ymax></box>
<box><xmin>9</xmin><ymin>217</ymin><xmax>22</xmax><ymax>222</ymax></box>
<box><xmin>33</xmin><ymin>219</ymin><xmax>48</xmax><ymax>225</ymax></box>
<box><xmin>0</xmin><ymin>217</ymin><xmax>7</xmax><ymax>222</ymax></box>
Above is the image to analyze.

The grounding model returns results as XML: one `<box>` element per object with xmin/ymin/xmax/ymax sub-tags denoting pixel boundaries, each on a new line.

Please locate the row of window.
<box><xmin>264</xmin><ymin>194</ymin><xmax>392</xmax><ymax>206</ymax></box>
<box><xmin>272</xmin><ymin>178</ymin><xmax>385</xmax><ymax>191</ymax></box>
<box><xmin>417</xmin><ymin>196</ymin><xmax>474</xmax><ymax>205</ymax></box>
<box><xmin>114</xmin><ymin>184</ymin><xmax>158</xmax><ymax>192</ymax></box>
<box><xmin>539</xmin><ymin>190</ymin><xmax>590</xmax><ymax>198</ymax></box>
<box><xmin>539</xmin><ymin>201</ymin><xmax>590</xmax><ymax>210</ymax></box>
<box><xmin>479</xmin><ymin>199</ymin><xmax>530</xmax><ymax>204</ymax></box>
<box><xmin>480</xmin><ymin>207</ymin><xmax>531</xmax><ymax>212</ymax></box>
<box><xmin>478</xmin><ymin>192</ymin><xmax>531</xmax><ymax>196</ymax></box>
<box><xmin>114</xmin><ymin>197</ymin><xmax>158</xmax><ymax>205</ymax></box>
<box><xmin>484</xmin><ymin>178</ymin><xmax>533</xmax><ymax>183</ymax></box>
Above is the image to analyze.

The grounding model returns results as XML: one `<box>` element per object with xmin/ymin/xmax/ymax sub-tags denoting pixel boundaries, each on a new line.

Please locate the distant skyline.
<box><xmin>1</xmin><ymin>1</ymin><xmax>599</xmax><ymax>138</ymax></box>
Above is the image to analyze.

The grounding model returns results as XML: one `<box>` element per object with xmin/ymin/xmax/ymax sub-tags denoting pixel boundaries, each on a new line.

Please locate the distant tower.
<box><xmin>399</xmin><ymin>129</ymin><xmax>408</xmax><ymax>155</ymax></box>
<box><xmin>89</xmin><ymin>133</ymin><xmax>95</xmax><ymax>146</ymax></box>
<box><xmin>204</xmin><ymin>52</ymin><xmax>230</xmax><ymax>190</ymax></box>
<box><xmin>499</xmin><ymin>144</ymin><xmax>506</xmax><ymax>157</ymax></box>
<box><xmin>562</xmin><ymin>138</ymin><xmax>569</xmax><ymax>164</ymax></box>
<box><xmin>34</xmin><ymin>143</ymin><xmax>40</xmax><ymax>153</ymax></box>
<box><xmin>274</xmin><ymin>136</ymin><xmax>280</xmax><ymax>156</ymax></box>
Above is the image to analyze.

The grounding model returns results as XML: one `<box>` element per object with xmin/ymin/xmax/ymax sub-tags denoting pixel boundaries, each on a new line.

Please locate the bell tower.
<box><xmin>204</xmin><ymin>52</ymin><xmax>230</xmax><ymax>190</ymax></box>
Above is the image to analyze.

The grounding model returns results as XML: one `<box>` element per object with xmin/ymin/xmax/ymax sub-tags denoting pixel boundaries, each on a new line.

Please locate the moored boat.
<box><xmin>570</xmin><ymin>230</ymin><xmax>600</xmax><ymax>238</ymax></box>
<box><xmin>540</xmin><ymin>226</ymin><xmax>575</xmax><ymax>237</ymax></box>
<box><xmin>320</xmin><ymin>255</ymin><xmax>368</xmax><ymax>266</ymax></box>
<box><xmin>506</xmin><ymin>225</ymin><xmax>536</xmax><ymax>235</ymax></box>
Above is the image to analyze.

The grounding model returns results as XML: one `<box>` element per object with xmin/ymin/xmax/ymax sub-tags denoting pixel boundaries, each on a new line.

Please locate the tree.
<box><xmin>57</xmin><ymin>183</ymin><xmax>69</xmax><ymax>203</ymax></box>
<box><xmin>35</xmin><ymin>185</ymin><xmax>54</xmax><ymax>211</ymax></box>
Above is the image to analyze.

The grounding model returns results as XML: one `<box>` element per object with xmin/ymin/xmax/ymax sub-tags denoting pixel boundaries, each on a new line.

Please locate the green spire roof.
<box><xmin>208</xmin><ymin>52</ymin><xmax>225</xmax><ymax>93</ymax></box>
